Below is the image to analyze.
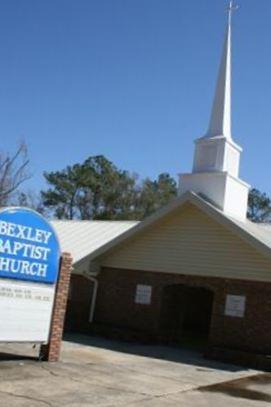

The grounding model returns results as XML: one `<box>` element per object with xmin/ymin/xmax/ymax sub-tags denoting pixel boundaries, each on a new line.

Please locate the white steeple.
<box><xmin>207</xmin><ymin>1</ymin><xmax>234</xmax><ymax>140</ymax></box>
<box><xmin>179</xmin><ymin>1</ymin><xmax>250</xmax><ymax>221</ymax></box>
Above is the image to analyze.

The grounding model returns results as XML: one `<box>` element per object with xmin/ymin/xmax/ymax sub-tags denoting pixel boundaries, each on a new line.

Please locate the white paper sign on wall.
<box><xmin>225</xmin><ymin>295</ymin><xmax>246</xmax><ymax>318</ymax></box>
<box><xmin>135</xmin><ymin>285</ymin><xmax>152</xmax><ymax>305</ymax></box>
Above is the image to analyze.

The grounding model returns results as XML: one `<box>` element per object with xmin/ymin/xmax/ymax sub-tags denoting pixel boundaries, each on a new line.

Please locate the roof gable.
<box><xmin>93</xmin><ymin>192</ymin><xmax>271</xmax><ymax>265</ymax></box>
<box><xmin>99</xmin><ymin>196</ymin><xmax>271</xmax><ymax>282</ymax></box>
<box><xmin>51</xmin><ymin>192</ymin><xmax>271</xmax><ymax>279</ymax></box>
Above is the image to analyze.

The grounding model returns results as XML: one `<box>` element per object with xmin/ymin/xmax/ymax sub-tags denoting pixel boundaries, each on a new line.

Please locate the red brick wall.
<box><xmin>40</xmin><ymin>253</ymin><xmax>73</xmax><ymax>362</ymax></box>
<box><xmin>65</xmin><ymin>275</ymin><xmax>94</xmax><ymax>333</ymax></box>
<box><xmin>94</xmin><ymin>267</ymin><xmax>271</xmax><ymax>354</ymax></box>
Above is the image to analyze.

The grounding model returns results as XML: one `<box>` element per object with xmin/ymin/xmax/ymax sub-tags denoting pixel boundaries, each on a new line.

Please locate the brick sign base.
<box><xmin>39</xmin><ymin>252</ymin><xmax>72</xmax><ymax>362</ymax></box>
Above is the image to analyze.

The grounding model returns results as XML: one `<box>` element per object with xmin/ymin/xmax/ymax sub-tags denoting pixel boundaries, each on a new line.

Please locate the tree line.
<box><xmin>2</xmin><ymin>143</ymin><xmax>271</xmax><ymax>223</ymax></box>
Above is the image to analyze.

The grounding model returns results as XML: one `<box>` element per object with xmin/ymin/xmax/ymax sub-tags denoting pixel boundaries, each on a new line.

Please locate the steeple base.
<box><xmin>179</xmin><ymin>172</ymin><xmax>250</xmax><ymax>221</ymax></box>
<box><xmin>193</xmin><ymin>136</ymin><xmax>242</xmax><ymax>177</ymax></box>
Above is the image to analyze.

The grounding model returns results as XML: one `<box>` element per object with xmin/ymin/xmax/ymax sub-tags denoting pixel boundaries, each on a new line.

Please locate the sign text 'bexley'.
<box><xmin>0</xmin><ymin>209</ymin><xmax>60</xmax><ymax>284</ymax></box>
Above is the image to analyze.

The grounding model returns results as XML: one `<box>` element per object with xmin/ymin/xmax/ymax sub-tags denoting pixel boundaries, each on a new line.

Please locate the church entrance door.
<box><xmin>160</xmin><ymin>284</ymin><xmax>214</xmax><ymax>351</ymax></box>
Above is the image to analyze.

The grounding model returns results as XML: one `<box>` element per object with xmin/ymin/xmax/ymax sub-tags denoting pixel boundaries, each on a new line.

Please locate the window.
<box><xmin>135</xmin><ymin>285</ymin><xmax>152</xmax><ymax>305</ymax></box>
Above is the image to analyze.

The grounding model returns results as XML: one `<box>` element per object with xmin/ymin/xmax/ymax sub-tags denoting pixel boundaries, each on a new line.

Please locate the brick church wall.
<box><xmin>65</xmin><ymin>274</ymin><xmax>94</xmax><ymax>333</ymax></box>
<box><xmin>94</xmin><ymin>267</ymin><xmax>271</xmax><ymax>355</ymax></box>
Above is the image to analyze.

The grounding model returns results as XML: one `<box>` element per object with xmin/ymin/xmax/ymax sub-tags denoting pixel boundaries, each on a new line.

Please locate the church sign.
<box><xmin>0</xmin><ymin>208</ymin><xmax>61</xmax><ymax>343</ymax></box>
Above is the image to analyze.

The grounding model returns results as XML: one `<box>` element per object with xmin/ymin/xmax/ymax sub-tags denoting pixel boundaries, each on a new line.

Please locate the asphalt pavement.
<box><xmin>0</xmin><ymin>334</ymin><xmax>269</xmax><ymax>406</ymax></box>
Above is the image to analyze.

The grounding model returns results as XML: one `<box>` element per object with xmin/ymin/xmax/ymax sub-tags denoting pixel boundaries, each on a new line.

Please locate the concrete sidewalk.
<box><xmin>0</xmin><ymin>335</ymin><xmax>268</xmax><ymax>406</ymax></box>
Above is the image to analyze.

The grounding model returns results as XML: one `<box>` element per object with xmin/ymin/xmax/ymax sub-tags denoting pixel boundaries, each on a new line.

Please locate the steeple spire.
<box><xmin>179</xmin><ymin>1</ymin><xmax>250</xmax><ymax>221</ymax></box>
<box><xmin>206</xmin><ymin>1</ymin><xmax>238</xmax><ymax>140</ymax></box>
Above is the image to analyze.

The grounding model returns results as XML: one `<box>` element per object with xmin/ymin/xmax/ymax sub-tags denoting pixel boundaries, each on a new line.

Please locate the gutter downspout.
<box><xmin>77</xmin><ymin>265</ymin><xmax>100</xmax><ymax>324</ymax></box>
<box><xmin>88</xmin><ymin>275</ymin><xmax>98</xmax><ymax>323</ymax></box>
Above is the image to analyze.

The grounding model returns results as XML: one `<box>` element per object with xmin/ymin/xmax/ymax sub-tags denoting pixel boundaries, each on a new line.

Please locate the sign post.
<box><xmin>0</xmin><ymin>207</ymin><xmax>72</xmax><ymax>362</ymax></box>
<box><xmin>39</xmin><ymin>252</ymin><xmax>72</xmax><ymax>362</ymax></box>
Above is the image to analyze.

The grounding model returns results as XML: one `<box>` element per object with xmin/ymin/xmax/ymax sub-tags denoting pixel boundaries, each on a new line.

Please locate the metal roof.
<box><xmin>229</xmin><ymin>216</ymin><xmax>271</xmax><ymax>251</ymax></box>
<box><xmin>51</xmin><ymin>220</ymin><xmax>139</xmax><ymax>265</ymax></box>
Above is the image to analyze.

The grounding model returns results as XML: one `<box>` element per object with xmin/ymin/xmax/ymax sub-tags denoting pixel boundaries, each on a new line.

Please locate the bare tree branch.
<box><xmin>0</xmin><ymin>142</ymin><xmax>31</xmax><ymax>206</ymax></box>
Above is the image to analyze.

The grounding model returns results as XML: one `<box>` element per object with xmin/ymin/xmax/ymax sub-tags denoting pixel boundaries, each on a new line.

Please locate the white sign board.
<box><xmin>0</xmin><ymin>208</ymin><xmax>60</xmax><ymax>343</ymax></box>
<box><xmin>135</xmin><ymin>285</ymin><xmax>152</xmax><ymax>305</ymax></box>
<box><xmin>225</xmin><ymin>295</ymin><xmax>246</xmax><ymax>318</ymax></box>
<box><xmin>0</xmin><ymin>279</ymin><xmax>55</xmax><ymax>342</ymax></box>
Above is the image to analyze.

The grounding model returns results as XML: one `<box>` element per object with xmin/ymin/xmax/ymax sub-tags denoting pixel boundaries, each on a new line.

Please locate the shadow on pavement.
<box><xmin>200</xmin><ymin>374</ymin><xmax>271</xmax><ymax>402</ymax></box>
<box><xmin>0</xmin><ymin>352</ymin><xmax>37</xmax><ymax>361</ymax></box>
<box><xmin>64</xmin><ymin>332</ymin><xmax>247</xmax><ymax>373</ymax></box>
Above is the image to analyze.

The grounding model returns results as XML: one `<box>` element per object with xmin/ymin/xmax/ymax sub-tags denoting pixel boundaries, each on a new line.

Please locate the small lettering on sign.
<box><xmin>0</xmin><ymin>286</ymin><xmax>51</xmax><ymax>302</ymax></box>
<box><xmin>225</xmin><ymin>295</ymin><xmax>246</xmax><ymax>318</ymax></box>
<box><xmin>0</xmin><ymin>279</ymin><xmax>55</xmax><ymax>342</ymax></box>
<box><xmin>135</xmin><ymin>285</ymin><xmax>152</xmax><ymax>305</ymax></box>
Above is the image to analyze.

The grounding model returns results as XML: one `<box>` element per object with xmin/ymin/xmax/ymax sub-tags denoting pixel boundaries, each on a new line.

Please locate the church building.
<box><xmin>53</xmin><ymin>3</ymin><xmax>271</xmax><ymax>368</ymax></box>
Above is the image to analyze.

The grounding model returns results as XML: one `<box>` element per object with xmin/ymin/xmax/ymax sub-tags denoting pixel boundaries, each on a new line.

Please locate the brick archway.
<box><xmin>160</xmin><ymin>284</ymin><xmax>214</xmax><ymax>350</ymax></box>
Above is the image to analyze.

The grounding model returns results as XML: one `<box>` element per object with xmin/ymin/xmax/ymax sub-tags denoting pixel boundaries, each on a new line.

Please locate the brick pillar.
<box><xmin>39</xmin><ymin>252</ymin><xmax>73</xmax><ymax>362</ymax></box>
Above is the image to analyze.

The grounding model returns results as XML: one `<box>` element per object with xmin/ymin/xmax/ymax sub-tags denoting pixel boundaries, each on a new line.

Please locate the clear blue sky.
<box><xmin>0</xmin><ymin>0</ymin><xmax>271</xmax><ymax>193</ymax></box>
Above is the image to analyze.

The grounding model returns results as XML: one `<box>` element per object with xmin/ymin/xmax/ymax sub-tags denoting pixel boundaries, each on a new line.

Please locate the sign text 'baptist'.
<box><xmin>0</xmin><ymin>209</ymin><xmax>60</xmax><ymax>284</ymax></box>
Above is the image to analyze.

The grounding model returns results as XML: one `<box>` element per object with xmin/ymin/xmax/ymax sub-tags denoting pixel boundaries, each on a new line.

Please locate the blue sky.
<box><xmin>0</xmin><ymin>0</ymin><xmax>271</xmax><ymax>194</ymax></box>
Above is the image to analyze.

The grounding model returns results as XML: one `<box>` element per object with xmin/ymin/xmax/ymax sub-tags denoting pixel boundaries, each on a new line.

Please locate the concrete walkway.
<box><xmin>0</xmin><ymin>334</ymin><xmax>269</xmax><ymax>406</ymax></box>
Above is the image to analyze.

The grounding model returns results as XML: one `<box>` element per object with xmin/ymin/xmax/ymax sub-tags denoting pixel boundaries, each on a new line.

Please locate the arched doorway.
<box><xmin>160</xmin><ymin>284</ymin><xmax>214</xmax><ymax>351</ymax></box>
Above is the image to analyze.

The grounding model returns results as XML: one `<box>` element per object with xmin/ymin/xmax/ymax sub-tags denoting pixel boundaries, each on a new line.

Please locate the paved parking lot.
<box><xmin>0</xmin><ymin>334</ymin><xmax>270</xmax><ymax>406</ymax></box>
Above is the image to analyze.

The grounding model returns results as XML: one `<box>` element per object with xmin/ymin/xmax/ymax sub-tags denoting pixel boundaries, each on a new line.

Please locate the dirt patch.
<box><xmin>200</xmin><ymin>374</ymin><xmax>271</xmax><ymax>402</ymax></box>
